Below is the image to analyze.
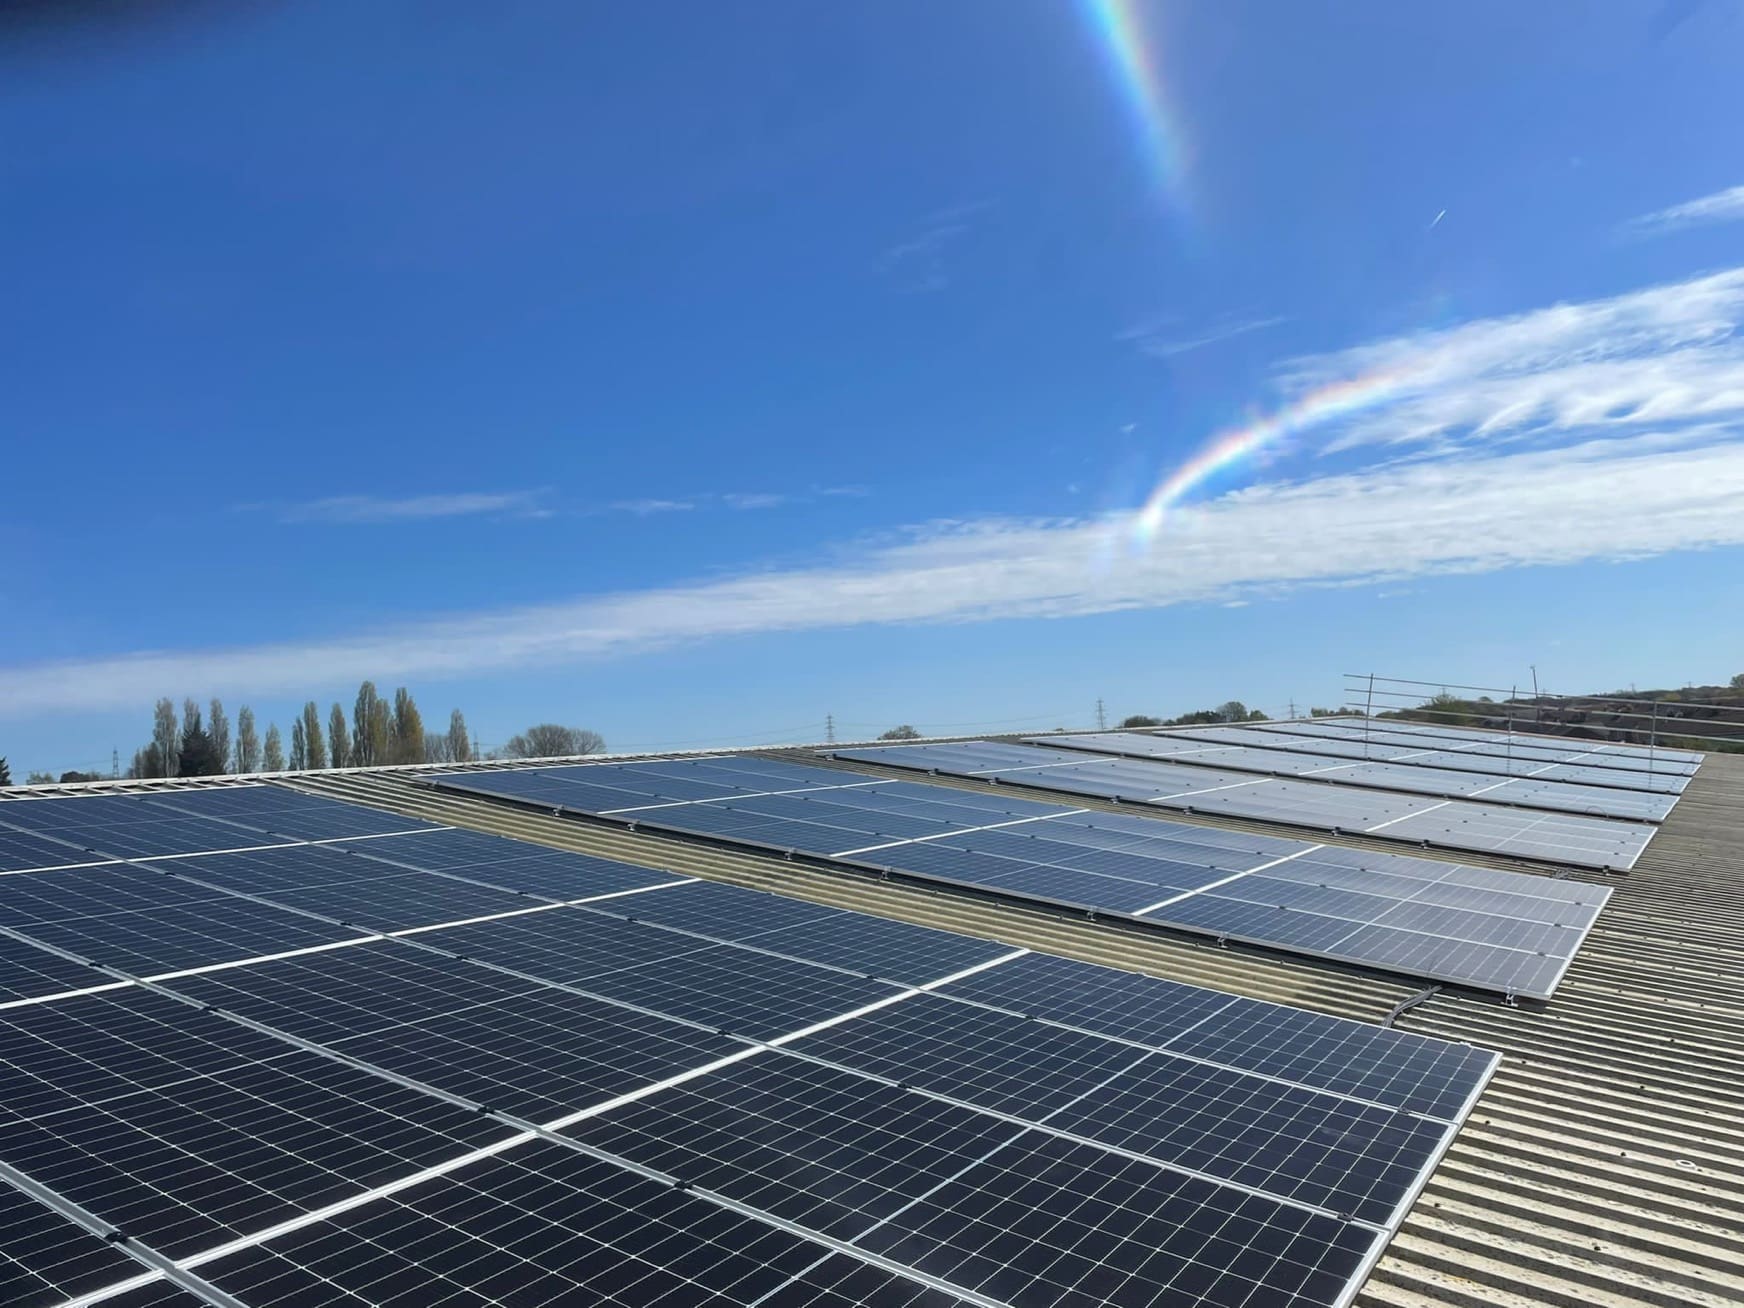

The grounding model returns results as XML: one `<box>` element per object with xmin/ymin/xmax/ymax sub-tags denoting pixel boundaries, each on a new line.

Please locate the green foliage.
<box><xmin>301</xmin><ymin>702</ymin><xmax>327</xmax><ymax>770</ymax></box>
<box><xmin>59</xmin><ymin>770</ymin><xmax>104</xmax><ymax>783</ymax></box>
<box><xmin>0</xmin><ymin>757</ymin><xmax>9</xmax><ymax>787</ymax></box>
<box><xmin>446</xmin><ymin>709</ymin><xmax>471</xmax><ymax>764</ymax></box>
<box><xmin>26</xmin><ymin>770</ymin><xmax>55</xmax><ymax>784</ymax></box>
<box><xmin>208</xmin><ymin>699</ymin><xmax>231</xmax><ymax>774</ymax></box>
<box><xmin>878</xmin><ymin>725</ymin><xmax>922</xmax><ymax>740</ymax></box>
<box><xmin>1119</xmin><ymin>715</ymin><xmax>1162</xmax><ymax>728</ymax></box>
<box><xmin>177</xmin><ymin>724</ymin><xmax>225</xmax><ymax>777</ymax></box>
<box><xmin>234</xmin><ymin>706</ymin><xmax>260</xmax><ymax>774</ymax></box>
<box><xmin>262</xmin><ymin>724</ymin><xmax>285</xmax><ymax>772</ymax></box>
<box><xmin>391</xmin><ymin>688</ymin><xmax>424</xmax><ymax>764</ymax></box>
<box><xmin>327</xmin><ymin>703</ymin><xmax>350</xmax><ymax>770</ymax></box>
<box><xmin>352</xmin><ymin>682</ymin><xmax>385</xmax><ymax>766</ymax></box>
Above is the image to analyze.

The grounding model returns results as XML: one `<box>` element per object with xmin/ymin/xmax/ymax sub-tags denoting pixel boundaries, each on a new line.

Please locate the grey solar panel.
<box><xmin>1258</xmin><ymin>719</ymin><xmax>1702</xmax><ymax>773</ymax></box>
<box><xmin>1146</xmin><ymin>724</ymin><xmax>1692</xmax><ymax>795</ymax></box>
<box><xmin>429</xmin><ymin>762</ymin><xmax>1612</xmax><ymax>999</ymax></box>
<box><xmin>830</xmin><ymin>740</ymin><xmax>1657</xmax><ymax>871</ymax></box>
<box><xmin>1038</xmin><ymin>732</ymin><xmax>1680</xmax><ymax>821</ymax></box>
<box><xmin>0</xmin><ymin>782</ymin><xmax>1499</xmax><ymax>1308</ymax></box>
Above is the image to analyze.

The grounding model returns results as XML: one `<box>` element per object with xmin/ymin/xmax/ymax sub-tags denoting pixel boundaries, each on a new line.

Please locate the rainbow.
<box><xmin>1080</xmin><ymin>0</ymin><xmax>1190</xmax><ymax>207</ymax></box>
<box><xmin>1131</xmin><ymin>367</ymin><xmax>1415</xmax><ymax>544</ymax></box>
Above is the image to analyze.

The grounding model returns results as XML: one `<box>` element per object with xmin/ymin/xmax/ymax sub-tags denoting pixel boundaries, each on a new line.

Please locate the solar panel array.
<box><xmin>1147</xmin><ymin>724</ymin><xmax>1691</xmax><ymax>795</ymax></box>
<box><xmin>1034</xmin><ymin>732</ymin><xmax>1679</xmax><ymax>823</ymax></box>
<box><xmin>1256</xmin><ymin>719</ymin><xmax>1701</xmax><ymax>774</ymax></box>
<box><xmin>431</xmin><ymin>758</ymin><xmax>1611</xmax><ymax>999</ymax></box>
<box><xmin>0</xmin><ymin>783</ymin><xmax>1501</xmax><ymax>1308</ymax></box>
<box><xmin>831</xmin><ymin>740</ymin><xmax>1658</xmax><ymax>871</ymax></box>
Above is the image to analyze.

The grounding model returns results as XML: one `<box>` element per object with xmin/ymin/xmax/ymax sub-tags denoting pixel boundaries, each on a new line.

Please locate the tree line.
<box><xmin>125</xmin><ymin>683</ymin><xmax>470</xmax><ymax>779</ymax></box>
<box><xmin>1118</xmin><ymin>700</ymin><xmax>1277</xmax><ymax>729</ymax></box>
<box><xmin>114</xmin><ymin>680</ymin><xmax>607</xmax><ymax>780</ymax></box>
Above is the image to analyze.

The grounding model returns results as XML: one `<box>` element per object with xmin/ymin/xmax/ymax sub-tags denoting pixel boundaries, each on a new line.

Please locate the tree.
<box><xmin>1732</xmin><ymin>673</ymin><xmax>1744</xmax><ymax>690</ymax></box>
<box><xmin>0</xmin><ymin>757</ymin><xmax>9</xmax><ymax>787</ymax></box>
<box><xmin>289</xmin><ymin>719</ymin><xmax>307</xmax><ymax>771</ymax></box>
<box><xmin>390</xmin><ymin>687</ymin><xmax>424</xmax><ymax>765</ymax></box>
<box><xmin>234</xmin><ymin>706</ymin><xmax>260</xmax><ymax>774</ymax></box>
<box><xmin>446</xmin><ymin>709</ymin><xmax>471</xmax><ymax>764</ymax></box>
<box><xmin>26</xmin><ymin>770</ymin><xmax>55</xmax><ymax>784</ymax></box>
<box><xmin>301</xmin><ymin>702</ymin><xmax>327</xmax><ymax>770</ymax></box>
<box><xmin>1215</xmin><ymin>701</ymin><xmax>1250</xmax><ymax>723</ymax></box>
<box><xmin>424</xmin><ymin>731</ymin><xmax>451</xmax><ymax>764</ymax></box>
<box><xmin>1247</xmin><ymin>708</ymin><xmax>1269</xmax><ymax>721</ymax></box>
<box><xmin>59</xmin><ymin>770</ymin><xmax>103</xmax><ymax>783</ymax></box>
<box><xmin>327</xmin><ymin>704</ymin><xmax>349</xmax><ymax>770</ymax></box>
<box><xmin>177</xmin><ymin>714</ymin><xmax>224</xmax><ymax>777</ymax></box>
<box><xmin>208</xmin><ymin>699</ymin><xmax>231</xmax><ymax>775</ymax></box>
<box><xmin>504</xmin><ymin>725</ymin><xmax>606</xmax><ymax>758</ymax></box>
<box><xmin>152</xmin><ymin>698</ymin><xmax>179</xmax><ymax>775</ymax></box>
<box><xmin>1119</xmin><ymin>715</ymin><xmax>1162</xmax><ymax>728</ymax></box>
<box><xmin>352</xmin><ymin>682</ymin><xmax>388</xmax><ymax>766</ymax></box>
<box><xmin>878</xmin><ymin>725</ymin><xmax>922</xmax><ymax>740</ymax></box>
<box><xmin>263</xmin><ymin>724</ymin><xmax>285</xmax><ymax>771</ymax></box>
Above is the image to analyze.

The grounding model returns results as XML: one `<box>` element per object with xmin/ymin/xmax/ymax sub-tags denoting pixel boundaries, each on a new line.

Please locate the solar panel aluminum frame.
<box><xmin>417</xmin><ymin>773</ymin><xmax>1592</xmax><ymax>1003</ymax></box>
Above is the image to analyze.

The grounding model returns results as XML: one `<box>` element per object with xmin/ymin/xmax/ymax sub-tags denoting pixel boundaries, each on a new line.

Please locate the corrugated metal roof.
<box><xmin>277</xmin><ymin>749</ymin><xmax>1744</xmax><ymax>1308</ymax></box>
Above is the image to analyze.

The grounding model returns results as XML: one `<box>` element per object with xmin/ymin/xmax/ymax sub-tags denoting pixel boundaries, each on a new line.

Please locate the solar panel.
<box><xmin>1255</xmin><ymin>719</ymin><xmax>1702</xmax><ymax>772</ymax></box>
<box><xmin>1034</xmin><ymin>731</ymin><xmax>1680</xmax><ymax>821</ymax></box>
<box><xmin>1142</xmin><ymin>724</ymin><xmax>1692</xmax><ymax>794</ymax></box>
<box><xmin>0</xmin><ymin>781</ymin><xmax>1500</xmax><ymax>1308</ymax></box>
<box><xmin>0</xmin><ymin>1183</ymin><xmax>206</xmax><ymax>1308</ymax></box>
<box><xmin>827</xmin><ymin>740</ymin><xmax>1657</xmax><ymax>870</ymax></box>
<box><xmin>429</xmin><ymin>761</ymin><xmax>1611</xmax><ymax>998</ymax></box>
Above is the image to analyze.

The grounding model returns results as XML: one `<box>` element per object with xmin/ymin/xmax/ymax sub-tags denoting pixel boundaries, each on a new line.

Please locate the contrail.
<box><xmin>1429</xmin><ymin>209</ymin><xmax>1447</xmax><ymax>230</ymax></box>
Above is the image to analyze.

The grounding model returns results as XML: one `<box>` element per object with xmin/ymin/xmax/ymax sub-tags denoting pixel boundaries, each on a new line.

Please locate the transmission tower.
<box><xmin>1096</xmin><ymin>698</ymin><xmax>1107</xmax><ymax>731</ymax></box>
<box><xmin>824</xmin><ymin>714</ymin><xmax>836</xmax><ymax>745</ymax></box>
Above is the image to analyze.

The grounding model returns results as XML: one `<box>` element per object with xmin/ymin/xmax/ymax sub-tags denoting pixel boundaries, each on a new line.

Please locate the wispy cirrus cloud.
<box><xmin>1272</xmin><ymin>265</ymin><xmax>1744</xmax><ymax>454</ymax></box>
<box><xmin>10</xmin><ymin>429</ymin><xmax>1744</xmax><ymax>714</ymax></box>
<box><xmin>722</xmin><ymin>492</ymin><xmax>787</xmax><ymax>510</ymax></box>
<box><xmin>267</xmin><ymin>490</ymin><xmax>552</xmax><ymax>525</ymax></box>
<box><xmin>1622</xmin><ymin>184</ymin><xmax>1744</xmax><ymax>237</ymax></box>
<box><xmin>605</xmin><ymin>487</ymin><xmax>870</xmax><ymax>515</ymax></box>
<box><xmin>608</xmin><ymin>498</ymin><xmax>696</xmax><ymax>516</ymax></box>
<box><xmin>1120</xmin><ymin>314</ymin><xmax>1285</xmax><ymax>359</ymax></box>
<box><xmin>877</xmin><ymin>201</ymin><xmax>993</xmax><ymax>294</ymax></box>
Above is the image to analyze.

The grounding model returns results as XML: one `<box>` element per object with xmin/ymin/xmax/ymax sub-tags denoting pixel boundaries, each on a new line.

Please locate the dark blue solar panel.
<box><xmin>138</xmin><ymin>786</ymin><xmax>441</xmax><ymax>840</ymax></box>
<box><xmin>429</xmin><ymin>761</ymin><xmax>1610</xmax><ymax>997</ymax></box>
<box><xmin>0</xmin><ymin>1186</ymin><xmax>179</xmax><ymax>1308</ymax></box>
<box><xmin>1</xmin><ymin>783</ymin><xmax>1502</xmax><ymax>1308</ymax></box>
<box><xmin>159</xmin><ymin>944</ymin><xmax>747</xmax><ymax>1121</ymax></box>
<box><xmin>0</xmin><ymin>827</ymin><xmax>93</xmax><ymax>873</ymax></box>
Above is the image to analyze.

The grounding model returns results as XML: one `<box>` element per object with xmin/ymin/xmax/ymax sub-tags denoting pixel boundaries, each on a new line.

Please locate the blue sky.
<box><xmin>4</xmin><ymin>0</ymin><xmax>1743</xmax><ymax>773</ymax></box>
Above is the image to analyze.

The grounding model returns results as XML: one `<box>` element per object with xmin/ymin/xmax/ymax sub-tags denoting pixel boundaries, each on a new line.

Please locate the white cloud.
<box><xmin>1121</xmin><ymin>315</ymin><xmax>1285</xmax><ymax>359</ymax></box>
<box><xmin>722</xmin><ymin>492</ymin><xmax>787</xmax><ymax>511</ymax></box>
<box><xmin>271</xmin><ymin>491</ymin><xmax>550</xmax><ymax>524</ymax></box>
<box><xmin>878</xmin><ymin>202</ymin><xmax>992</xmax><ymax>294</ymax></box>
<box><xmin>1279</xmin><ymin>266</ymin><xmax>1744</xmax><ymax>453</ymax></box>
<box><xmin>1624</xmin><ymin>184</ymin><xmax>1744</xmax><ymax>237</ymax></box>
<box><xmin>9</xmin><ymin>431</ymin><xmax>1744</xmax><ymax>715</ymax></box>
<box><xmin>609</xmin><ymin>498</ymin><xmax>695</xmax><ymax>515</ymax></box>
